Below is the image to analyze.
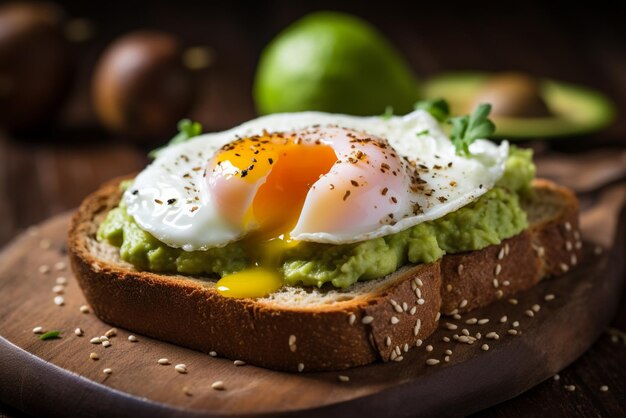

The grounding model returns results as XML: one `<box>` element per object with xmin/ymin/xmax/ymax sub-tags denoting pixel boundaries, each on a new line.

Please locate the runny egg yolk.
<box><xmin>210</xmin><ymin>132</ymin><xmax>337</xmax><ymax>298</ymax></box>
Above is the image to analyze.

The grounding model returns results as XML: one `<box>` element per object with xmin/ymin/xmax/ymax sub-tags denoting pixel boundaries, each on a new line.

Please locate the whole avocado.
<box><xmin>254</xmin><ymin>12</ymin><xmax>418</xmax><ymax>116</ymax></box>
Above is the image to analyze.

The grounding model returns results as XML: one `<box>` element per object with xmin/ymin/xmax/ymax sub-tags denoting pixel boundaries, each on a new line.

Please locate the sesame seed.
<box><xmin>534</xmin><ymin>246</ymin><xmax>545</xmax><ymax>257</ymax></box>
<box><xmin>103</xmin><ymin>368</ymin><xmax>112</xmax><ymax>375</ymax></box>
<box><xmin>444</xmin><ymin>355</ymin><xmax>450</xmax><ymax>362</ymax></box>
<box><xmin>532</xmin><ymin>304</ymin><xmax>541</xmax><ymax>313</ymax></box>
<box><xmin>348</xmin><ymin>314</ymin><xmax>356</xmax><ymax>325</ymax></box>
<box><xmin>54</xmin><ymin>261</ymin><xmax>66</xmax><ymax>271</ymax></box>
<box><xmin>158</xmin><ymin>358</ymin><xmax>170</xmax><ymax>365</ymax></box>
<box><xmin>416</xmin><ymin>279</ymin><xmax>424</xmax><ymax>287</ymax></box>
<box><xmin>525</xmin><ymin>310</ymin><xmax>535</xmax><ymax>318</ymax></box>
<box><xmin>89</xmin><ymin>352</ymin><xmax>99</xmax><ymax>360</ymax></box>
<box><xmin>416</xmin><ymin>339</ymin><xmax>423</xmax><ymax>347</ymax></box>
<box><xmin>99</xmin><ymin>336</ymin><xmax>109</xmax><ymax>342</ymax></box>
<box><xmin>566</xmin><ymin>241</ymin><xmax>573</xmax><ymax>251</ymax></box>
<box><xmin>403</xmin><ymin>343</ymin><xmax>409</xmax><ymax>353</ymax></box>
<box><xmin>102</xmin><ymin>341</ymin><xmax>111</xmax><ymax>348</ymax></box>
<box><xmin>414</xmin><ymin>319</ymin><xmax>421</xmax><ymax>336</ymax></box>
<box><xmin>445</xmin><ymin>323</ymin><xmax>458</xmax><ymax>330</ymax></box>
<box><xmin>128</xmin><ymin>335</ymin><xmax>138</xmax><ymax>342</ymax></box>
<box><xmin>33</xmin><ymin>326</ymin><xmax>44</xmax><ymax>334</ymax></box>
<box><xmin>500</xmin><ymin>316</ymin><xmax>508</xmax><ymax>323</ymax></box>
<box><xmin>209</xmin><ymin>351</ymin><xmax>217</xmax><ymax>357</ymax></box>
<box><xmin>494</xmin><ymin>264</ymin><xmax>502</xmax><ymax>276</ymax></box>
<box><xmin>393</xmin><ymin>355</ymin><xmax>405</xmax><ymax>362</ymax></box>
<box><xmin>390</xmin><ymin>316</ymin><xmax>399</xmax><ymax>325</ymax></box>
<box><xmin>104</xmin><ymin>328</ymin><xmax>117</xmax><ymax>338</ymax></box>
<box><xmin>553</xmin><ymin>374</ymin><xmax>560</xmax><ymax>381</ymax></box>
<box><xmin>74</xmin><ymin>328</ymin><xmax>83</xmax><ymax>336</ymax></box>
<box><xmin>435</xmin><ymin>312</ymin><xmax>441</xmax><ymax>321</ymax></box>
<box><xmin>466</xmin><ymin>318</ymin><xmax>478</xmax><ymax>325</ymax></box>
<box><xmin>298</xmin><ymin>363</ymin><xmax>304</xmax><ymax>372</ymax></box>
<box><xmin>475</xmin><ymin>332</ymin><xmax>482</xmax><ymax>339</ymax></box>
<box><xmin>458</xmin><ymin>336</ymin><xmax>471</xmax><ymax>343</ymax></box>
<box><xmin>182</xmin><ymin>386</ymin><xmax>192</xmax><ymax>397</ymax></box>
<box><xmin>89</xmin><ymin>337</ymin><xmax>101</xmax><ymax>344</ymax></box>
<box><xmin>54</xmin><ymin>296</ymin><xmax>64</xmax><ymax>306</ymax></box>
<box><xmin>443</xmin><ymin>336</ymin><xmax>450</xmax><ymax>342</ymax></box>
<box><xmin>417</xmin><ymin>298</ymin><xmax>425</xmax><ymax>305</ymax></box>
<box><xmin>361</xmin><ymin>316</ymin><xmax>374</xmax><ymax>324</ymax></box>
<box><xmin>402</xmin><ymin>302</ymin><xmax>408</xmax><ymax>311</ymax></box>
<box><xmin>504</xmin><ymin>243</ymin><xmax>510</xmax><ymax>255</ymax></box>
<box><xmin>52</xmin><ymin>285</ymin><xmax>64</xmax><ymax>294</ymax></box>
<box><xmin>493</xmin><ymin>279</ymin><xmax>499</xmax><ymax>288</ymax></box>
<box><xmin>457</xmin><ymin>264</ymin><xmax>464</xmax><ymax>275</ymax></box>
<box><xmin>495</xmin><ymin>290</ymin><xmax>504</xmax><ymax>299</ymax></box>
<box><xmin>415</xmin><ymin>289</ymin><xmax>422</xmax><ymax>299</ymax></box>
<box><xmin>211</xmin><ymin>381</ymin><xmax>225</xmax><ymax>390</ymax></box>
<box><xmin>486</xmin><ymin>332</ymin><xmax>499</xmax><ymax>340</ymax></box>
<box><xmin>481</xmin><ymin>344</ymin><xmax>489</xmax><ymax>351</ymax></box>
<box><xmin>575</xmin><ymin>241</ymin><xmax>582</xmax><ymax>250</ymax></box>
<box><xmin>461</xmin><ymin>329</ymin><xmax>470</xmax><ymax>336</ymax></box>
<box><xmin>559</xmin><ymin>263</ymin><xmax>569</xmax><ymax>272</ymax></box>
<box><xmin>410</xmin><ymin>306</ymin><xmax>417</xmax><ymax>315</ymax></box>
<box><xmin>55</xmin><ymin>276</ymin><xmax>68</xmax><ymax>285</ymax></box>
<box><xmin>426</xmin><ymin>359</ymin><xmax>440</xmax><ymax>366</ymax></box>
<box><xmin>446</xmin><ymin>284</ymin><xmax>453</xmax><ymax>292</ymax></box>
<box><xmin>565</xmin><ymin>222</ymin><xmax>572</xmax><ymax>231</ymax></box>
<box><xmin>395</xmin><ymin>346</ymin><xmax>401</xmax><ymax>356</ymax></box>
<box><xmin>338</xmin><ymin>375</ymin><xmax>350</xmax><ymax>382</ymax></box>
<box><xmin>425</xmin><ymin>345</ymin><xmax>433</xmax><ymax>352</ymax></box>
<box><xmin>234</xmin><ymin>360</ymin><xmax>246</xmax><ymax>366</ymax></box>
<box><xmin>460</xmin><ymin>299</ymin><xmax>468</xmax><ymax>308</ymax></box>
<box><xmin>444</xmin><ymin>349</ymin><xmax>452</xmax><ymax>355</ymax></box>
<box><xmin>513</xmin><ymin>321</ymin><xmax>520</xmax><ymax>327</ymax></box>
<box><xmin>478</xmin><ymin>318</ymin><xmax>490</xmax><ymax>325</ymax></box>
<box><xmin>385</xmin><ymin>336</ymin><xmax>391</xmax><ymax>347</ymax></box>
<box><xmin>453</xmin><ymin>314</ymin><xmax>461</xmax><ymax>320</ymax></box>
<box><xmin>564</xmin><ymin>385</ymin><xmax>576</xmax><ymax>392</ymax></box>
<box><xmin>453</xmin><ymin>334</ymin><xmax>459</xmax><ymax>340</ymax></box>
<box><xmin>503</xmin><ymin>280</ymin><xmax>510</xmax><ymax>286</ymax></box>
<box><xmin>508</xmin><ymin>298</ymin><xmax>518</xmax><ymax>305</ymax></box>
<box><xmin>38</xmin><ymin>265</ymin><xmax>50</xmax><ymax>274</ymax></box>
<box><xmin>600</xmin><ymin>385</ymin><xmax>609</xmax><ymax>392</ymax></box>
<box><xmin>571</xmin><ymin>255</ymin><xmax>577</xmax><ymax>266</ymax></box>
<box><xmin>288</xmin><ymin>335</ymin><xmax>296</xmax><ymax>346</ymax></box>
<box><xmin>175</xmin><ymin>364</ymin><xmax>187</xmax><ymax>373</ymax></box>
<box><xmin>508</xmin><ymin>329</ymin><xmax>518</xmax><ymax>335</ymax></box>
<box><xmin>394</xmin><ymin>304</ymin><xmax>403</xmax><ymax>313</ymax></box>
<box><xmin>80</xmin><ymin>305</ymin><xmax>90</xmax><ymax>314</ymax></box>
<box><xmin>498</xmin><ymin>247</ymin><xmax>506</xmax><ymax>260</ymax></box>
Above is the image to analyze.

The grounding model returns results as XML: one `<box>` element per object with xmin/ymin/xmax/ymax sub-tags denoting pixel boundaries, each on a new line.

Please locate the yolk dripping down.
<box><xmin>210</xmin><ymin>132</ymin><xmax>337</xmax><ymax>298</ymax></box>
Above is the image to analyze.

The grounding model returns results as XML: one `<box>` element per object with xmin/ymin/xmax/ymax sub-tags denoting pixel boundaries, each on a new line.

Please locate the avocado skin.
<box><xmin>423</xmin><ymin>71</ymin><xmax>615</xmax><ymax>139</ymax></box>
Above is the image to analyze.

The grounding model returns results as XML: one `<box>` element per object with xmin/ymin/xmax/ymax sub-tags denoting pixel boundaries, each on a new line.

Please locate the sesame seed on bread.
<box><xmin>68</xmin><ymin>177</ymin><xmax>581</xmax><ymax>372</ymax></box>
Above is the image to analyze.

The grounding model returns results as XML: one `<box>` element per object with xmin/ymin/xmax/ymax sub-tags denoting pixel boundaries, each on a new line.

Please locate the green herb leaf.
<box><xmin>449</xmin><ymin>103</ymin><xmax>495</xmax><ymax>157</ymax></box>
<box><xmin>381</xmin><ymin>105</ymin><xmax>394</xmax><ymax>120</ymax></box>
<box><xmin>414</xmin><ymin>98</ymin><xmax>450</xmax><ymax>122</ymax></box>
<box><xmin>39</xmin><ymin>330</ymin><xmax>61</xmax><ymax>340</ymax></box>
<box><xmin>416</xmin><ymin>129</ymin><xmax>430</xmax><ymax>137</ymax></box>
<box><xmin>148</xmin><ymin>119</ymin><xmax>203</xmax><ymax>159</ymax></box>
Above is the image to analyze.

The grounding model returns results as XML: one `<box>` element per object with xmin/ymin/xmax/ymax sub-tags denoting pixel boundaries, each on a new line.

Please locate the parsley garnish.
<box><xmin>448</xmin><ymin>104</ymin><xmax>495</xmax><ymax>157</ymax></box>
<box><xmin>414</xmin><ymin>98</ymin><xmax>450</xmax><ymax>122</ymax></box>
<box><xmin>416</xmin><ymin>129</ymin><xmax>430</xmax><ymax>137</ymax></box>
<box><xmin>39</xmin><ymin>330</ymin><xmax>61</xmax><ymax>340</ymax></box>
<box><xmin>148</xmin><ymin>119</ymin><xmax>203</xmax><ymax>159</ymax></box>
<box><xmin>381</xmin><ymin>106</ymin><xmax>394</xmax><ymax>120</ymax></box>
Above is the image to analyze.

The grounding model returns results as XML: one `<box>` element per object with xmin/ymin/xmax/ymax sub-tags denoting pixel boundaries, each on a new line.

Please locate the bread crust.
<box><xmin>68</xmin><ymin>177</ymin><xmax>581</xmax><ymax>371</ymax></box>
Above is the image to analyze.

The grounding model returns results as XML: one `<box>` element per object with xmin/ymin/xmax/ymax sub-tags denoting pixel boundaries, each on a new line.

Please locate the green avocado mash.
<box><xmin>97</xmin><ymin>146</ymin><xmax>535</xmax><ymax>289</ymax></box>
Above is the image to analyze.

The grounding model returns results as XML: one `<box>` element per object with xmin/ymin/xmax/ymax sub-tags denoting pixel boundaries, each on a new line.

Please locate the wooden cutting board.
<box><xmin>0</xmin><ymin>185</ymin><xmax>624</xmax><ymax>418</ymax></box>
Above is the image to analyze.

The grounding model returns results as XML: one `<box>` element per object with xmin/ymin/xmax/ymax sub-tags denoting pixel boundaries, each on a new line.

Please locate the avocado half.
<box><xmin>423</xmin><ymin>72</ymin><xmax>615</xmax><ymax>139</ymax></box>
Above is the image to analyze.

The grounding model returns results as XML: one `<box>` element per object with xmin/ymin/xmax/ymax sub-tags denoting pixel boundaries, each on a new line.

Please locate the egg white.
<box><xmin>125</xmin><ymin>110</ymin><xmax>509</xmax><ymax>250</ymax></box>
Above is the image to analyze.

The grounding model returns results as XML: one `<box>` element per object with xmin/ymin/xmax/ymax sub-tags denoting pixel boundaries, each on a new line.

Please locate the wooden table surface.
<box><xmin>1</xmin><ymin>1</ymin><xmax>625</xmax><ymax>416</ymax></box>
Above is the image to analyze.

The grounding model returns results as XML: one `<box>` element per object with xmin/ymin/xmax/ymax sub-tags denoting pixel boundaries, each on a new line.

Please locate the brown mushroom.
<box><xmin>92</xmin><ymin>31</ymin><xmax>195</xmax><ymax>140</ymax></box>
<box><xmin>471</xmin><ymin>72</ymin><xmax>551</xmax><ymax>118</ymax></box>
<box><xmin>0</xmin><ymin>1</ymin><xmax>71</xmax><ymax>130</ymax></box>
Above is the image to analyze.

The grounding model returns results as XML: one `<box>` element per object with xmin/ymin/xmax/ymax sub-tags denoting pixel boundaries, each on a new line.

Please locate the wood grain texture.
<box><xmin>0</xmin><ymin>192</ymin><xmax>623</xmax><ymax>417</ymax></box>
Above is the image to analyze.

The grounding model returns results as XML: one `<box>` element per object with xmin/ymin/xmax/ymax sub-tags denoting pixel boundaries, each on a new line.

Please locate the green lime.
<box><xmin>254</xmin><ymin>12</ymin><xmax>418</xmax><ymax>116</ymax></box>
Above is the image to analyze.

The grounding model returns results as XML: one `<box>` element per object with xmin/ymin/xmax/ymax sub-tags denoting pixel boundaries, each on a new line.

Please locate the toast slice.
<box><xmin>68</xmin><ymin>178</ymin><xmax>581</xmax><ymax>372</ymax></box>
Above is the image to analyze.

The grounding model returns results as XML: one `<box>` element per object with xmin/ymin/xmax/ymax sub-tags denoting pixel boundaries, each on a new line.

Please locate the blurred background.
<box><xmin>0</xmin><ymin>1</ymin><xmax>625</xmax><ymax>416</ymax></box>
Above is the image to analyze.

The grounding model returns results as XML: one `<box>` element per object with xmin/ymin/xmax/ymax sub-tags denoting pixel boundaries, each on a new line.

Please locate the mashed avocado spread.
<box><xmin>98</xmin><ymin>146</ymin><xmax>534</xmax><ymax>289</ymax></box>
